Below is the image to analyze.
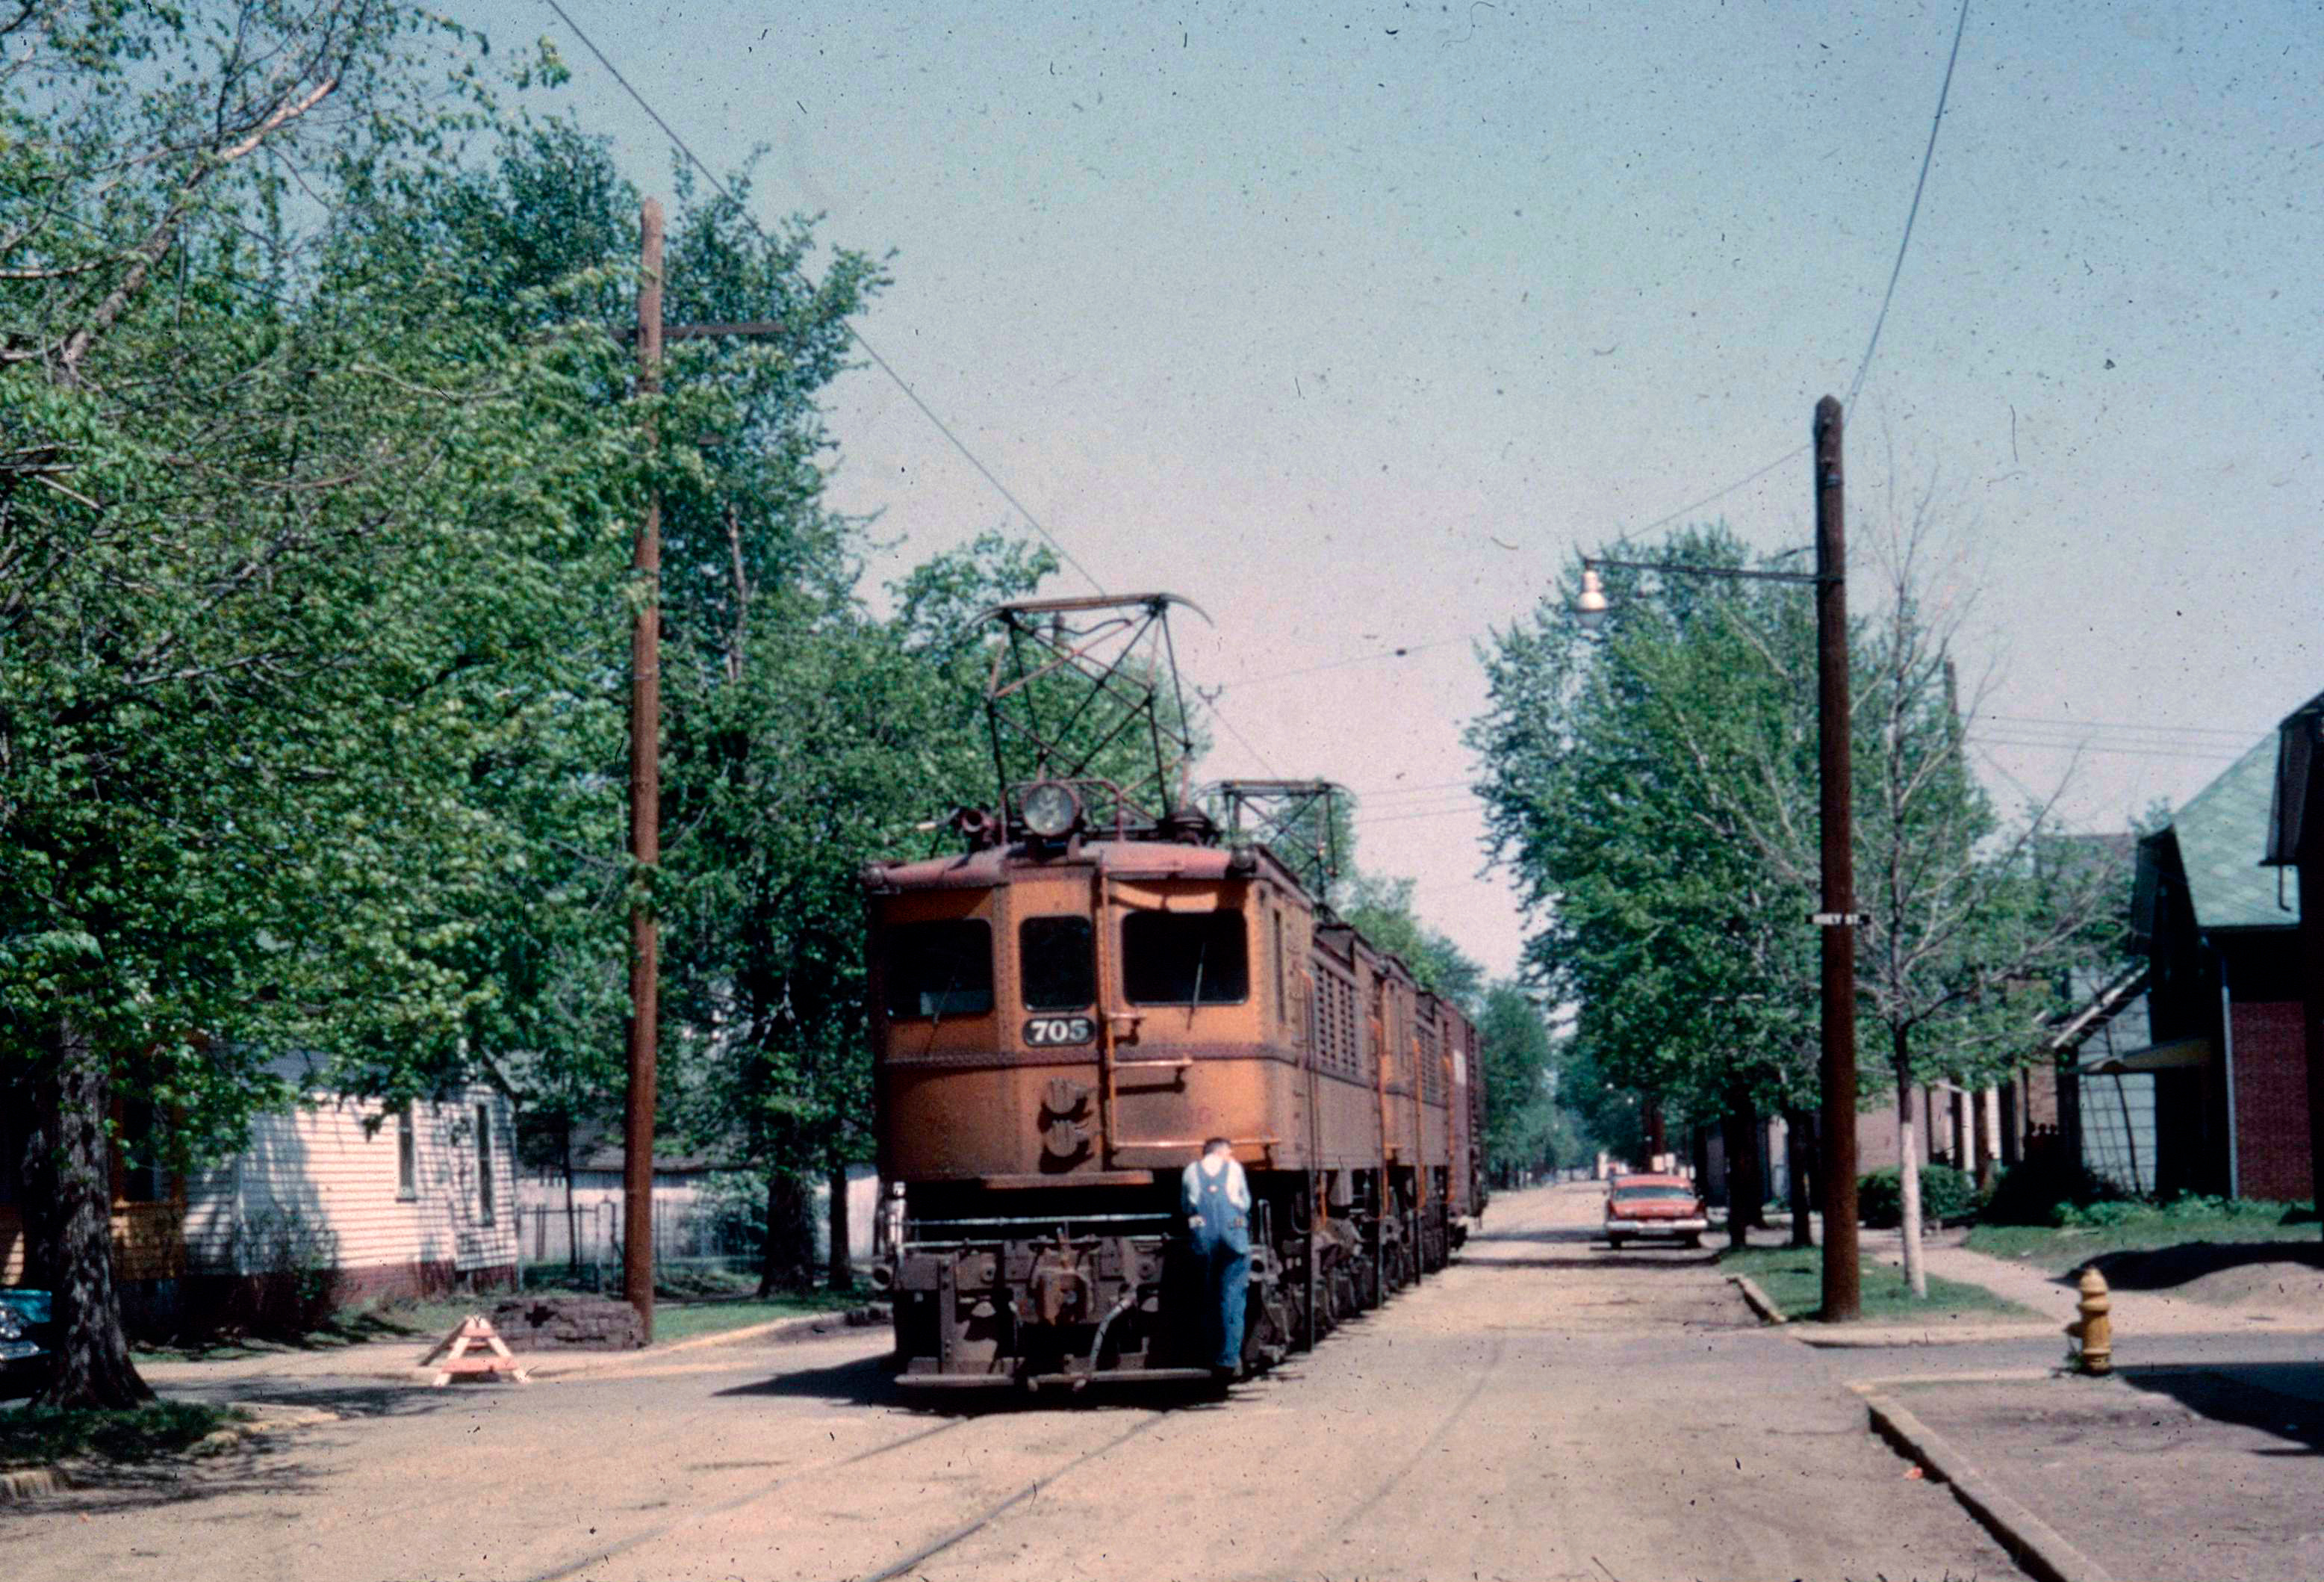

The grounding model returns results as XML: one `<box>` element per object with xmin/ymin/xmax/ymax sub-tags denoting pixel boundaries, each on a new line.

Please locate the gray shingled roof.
<box><xmin>2174</xmin><ymin>736</ymin><xmax>2302</xmax><ymax>930</ymax></box>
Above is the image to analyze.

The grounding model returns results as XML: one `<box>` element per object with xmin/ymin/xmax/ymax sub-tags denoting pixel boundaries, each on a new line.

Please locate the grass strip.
<box><xmin>0</xmin><ymin>1400</ymin><xmax>246</xmax><ymax>1470</ymax></box>
<box><xmin>1721</xmin><ymin>1246</ymin><xmax>2035</xmax><ymax>1324</ymax></box>
<box><xmin>1966</xmin><ymin>1212</ymin><xmax>2321</xmax><ymax>1268</ymax></box>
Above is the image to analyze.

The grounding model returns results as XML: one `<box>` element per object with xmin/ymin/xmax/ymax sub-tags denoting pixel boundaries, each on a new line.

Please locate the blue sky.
<box><xmin>468</xmin><ymin>0</ymin><xmax>2323</xmax><ymax>978</ymax></box>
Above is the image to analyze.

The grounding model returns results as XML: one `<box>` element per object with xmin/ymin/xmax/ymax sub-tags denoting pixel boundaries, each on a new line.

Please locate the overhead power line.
<box><xmin>1972</xmin><ymin>712</ymin><xmax>2257</xmax><ymax>743</ymax></box>
<box><xmin>1611</xmin><ymin>0</ymin><xmax>1972</xmax><ymax>550</ymax></box>
<box><xmin>1971</xmin><ymin>734</ymin><xmax>2245</xmax><ymax>765</ymax></box>
<box><xmin>1845</xmin><ymin>0</ymin><xmax>1972</xmax><ymax>410</ymax></box>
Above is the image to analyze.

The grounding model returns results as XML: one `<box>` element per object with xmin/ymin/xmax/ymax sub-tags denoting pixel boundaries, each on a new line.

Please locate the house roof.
<box><xmin>2168</xmin><ymin>736</ymin><xmax>2301</xmax><ymax>931</ymax></box>
<box><xmin>2047</xmin><ymin>964</ymin><xmax>2151</xmax><ymax>1059</ymax></box>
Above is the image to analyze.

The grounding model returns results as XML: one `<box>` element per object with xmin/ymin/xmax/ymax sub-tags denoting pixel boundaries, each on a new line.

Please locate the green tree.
<box><xmin>662</xmin><ymin>535</ymin><xmax>1052</xmax><ymax>1291</ymax></box>
<box><xmin>1470</xmin><ymin>527</ymin><xmax>1823</xmax><ymax>1241</ymax></box>
<box><xmin>1475</xmin><ymin>983</ymin><xmax>1563</xmax><ymax>1182</ymax></box>
<box><xmin>1335</xmin><ymin>873</ymin><xmax>1485</xmax><ymax>1011</ymax></box>
<box><xmin>1848</xmin><ymin>513</ymin><xmax>2119</xmax><ymax>1294</ymax></box>
<box><xmin>1</xmin><ymin>5</ymin><xmax>639</xmax><ymax>1403</ymax></box>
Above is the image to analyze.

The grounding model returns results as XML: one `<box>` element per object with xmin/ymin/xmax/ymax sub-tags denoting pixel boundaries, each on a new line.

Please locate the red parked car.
<box><xmin>1603</xmin><ymin>1173</ymin><xmax>1709</xmax><ymax>1248</ymax></box>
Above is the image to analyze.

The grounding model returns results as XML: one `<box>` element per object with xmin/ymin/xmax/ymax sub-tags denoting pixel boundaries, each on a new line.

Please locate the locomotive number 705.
<box><xmin>1022</xmin><ymin>1015</ymin><xmax>1096</xmax><ymax>1046</ymax></box>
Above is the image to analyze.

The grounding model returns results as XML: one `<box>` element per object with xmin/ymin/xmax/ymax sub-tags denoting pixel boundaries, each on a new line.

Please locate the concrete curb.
<box><xmin>192</xmin><ymin>1401</ymin><xmax>340</xmax><ymax>1456</ymax></box>
<box><xmin>0</xmin><ymin>1465</ymin><xmax>64</xmax><ymax>1502</ymax></box>
<box><xmin>1795</xmin><ymin>1320</ymin><xmax>2062</xmax><ymax>1348</ymax></box>
<box><xmin>1727</xmin><ymin>1274</ymin><xmax>1789</xmax><ymax>1326</ymax></box>
<box><xmin>1856</xmin><ymin>1386</ymin><xmax>2116</xmax><ymax>1582</ymax></box>
<box><xmin>518</xmin><ymin>1308</ymin><xmax>875</xmax><ymax>1374</ymax></box>
<box><xmin>655</xmin><ymin>1309</ymin><xmax>872</xmax><ymax>1354</ymax></box>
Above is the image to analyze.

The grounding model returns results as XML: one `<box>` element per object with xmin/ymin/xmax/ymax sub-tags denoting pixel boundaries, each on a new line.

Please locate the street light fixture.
<box><xmin>1575</xmin><ymin>568</ymin><xmax>1610</xmax><ymax>632</ymax></box>
<box><xmin>1565</xmin><ymin>397</ymin><xmax>1861</xmax><ymax>1323</ymax></box>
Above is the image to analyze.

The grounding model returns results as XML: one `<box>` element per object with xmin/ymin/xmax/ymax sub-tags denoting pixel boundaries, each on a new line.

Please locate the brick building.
<box><xmin>2132</xmin><ymin>736</ymin><xmax>2307</xmax><ymax>1201</ymax></box>
<box><xmin>2261</xmin><ymin>689</ymin><xmax>2324</xmax><ymax>1212</ymax></box>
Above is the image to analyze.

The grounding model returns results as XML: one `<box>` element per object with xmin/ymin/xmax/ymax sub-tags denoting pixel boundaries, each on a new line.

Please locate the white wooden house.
<box><xmin>4</xmin><ymin>1062</ymin><xmax>518</xmax><ymax>1336</ymax></box>
<box><xmin>177</xmin><ymin>1084</ymin><xmax>519</xmax><ymax>1322</ymax></box>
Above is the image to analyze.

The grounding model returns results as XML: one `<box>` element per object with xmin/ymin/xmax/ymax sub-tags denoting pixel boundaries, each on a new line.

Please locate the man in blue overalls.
<box><xmin>1181</xmin><ymin>1136</ymin><xmax>1252</xmax><ymax>1379</ymax></box>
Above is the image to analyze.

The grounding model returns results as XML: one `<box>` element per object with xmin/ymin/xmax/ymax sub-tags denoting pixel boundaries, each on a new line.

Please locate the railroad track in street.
<box><xmin>518</xmin><ymin>1413</ymin><xmax>972</xmax><ymax>1582</ymax></box>
<box><xmin>852</xmin><ymin>1410</ymin><xmax>1170</xmax><ymax>1582</ymax></box>
<box><xmin>519</xmin><ymin>1389</ymin><xmax>1183</xmax><ymax>1582</ymax></box>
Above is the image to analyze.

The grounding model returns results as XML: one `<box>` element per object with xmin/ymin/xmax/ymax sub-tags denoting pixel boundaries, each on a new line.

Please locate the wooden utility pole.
<box><xmin>1813</xmin><ymin>394</ymin><xmax>1862</xmax><ymax>1322</ymax></box>
<box><xmin>624</xmin><ymin>197</ymin><xmax>665</xmax><ymax>1341</ymax></box>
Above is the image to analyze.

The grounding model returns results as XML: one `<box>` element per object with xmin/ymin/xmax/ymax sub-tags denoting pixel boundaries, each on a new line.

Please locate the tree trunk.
<box><xmin>1895</xmin><ymin>1041</ymin><xmax>1927</xmax><ymax>1299</ymax></box>
<box><xmin>1722</xmin><ymin>1102</ymin><xmax>1762</xmax><ymax>1250</ymax></box>
<box><xmin>825</xmin><ymin>1161</ymin><xmax>854</xmax><ymax>1294</ymax></box>
<box><xmin>1786</xmin><ymin>1106</ymin><xmax>1816</xmax><ymax>1249</ymax></box>
<box><xmin>22</xmin><ymin>1019</ymin><xmax>155</xmax><ymax>1408</ymax></box>
<box><xmin>756</xmin><ymin>1168</ymin><xmax>815</xmax><ymax>1297</ymax></box>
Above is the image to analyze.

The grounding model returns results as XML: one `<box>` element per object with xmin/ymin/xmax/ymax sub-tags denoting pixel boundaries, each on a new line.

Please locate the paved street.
<box><xmin>0</xmin><ymin>1182</ymin><xmax>2026</xmax><ymax>1581</ymax></box>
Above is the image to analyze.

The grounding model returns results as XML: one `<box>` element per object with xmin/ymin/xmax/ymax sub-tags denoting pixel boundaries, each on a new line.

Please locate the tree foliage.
<box><xmin>1471</xmin><ymin>515</ymin><xmax>2122</xmax><ymax>1279</ymax></box>
<box><xmin>0</xmin><ymin>0</ymin><xmax>992</xmax><ymax>1389</ymax></box>
<box><xmin>1469</xmin><ymin>528</ymin><xmax>1824</xmax><ymax>1135</ymax></box>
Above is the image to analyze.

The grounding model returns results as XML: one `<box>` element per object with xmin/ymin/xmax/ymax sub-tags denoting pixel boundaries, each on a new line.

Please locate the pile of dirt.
<box><xmin>488</xmin><ymin>1294</ymin><xmax>646</xmax><ymax>1351</ymax></box>
<box><xmin>2084</xmin><ymin>1241</ymin><xmax>2324</xmax><ymax>1310</ymax></box>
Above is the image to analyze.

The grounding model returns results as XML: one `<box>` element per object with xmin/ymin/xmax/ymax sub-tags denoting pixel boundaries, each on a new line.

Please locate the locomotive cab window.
<box><xmin>1019</xmin><ymin>916</ymin><xmax>1096</xmax><ymax>1010</ymax></box>
<box><xmin>1122</xmin><ymin>910</ymin><xmax>1248</xmax><ymax>1004</ymax></box>
<box><xmin>883</xmin><ymin>919</ymin><xmax>994</xmax><ymax>1018</ymax></box>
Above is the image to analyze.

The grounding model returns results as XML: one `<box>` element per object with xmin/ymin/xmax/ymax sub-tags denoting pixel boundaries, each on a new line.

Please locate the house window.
<box><xmin>475</xmin><ymin>1104</ymin><xmax>496</xmax><ymax>1224</ymax></box>
<box><xmin>883</xmin><ymin>919</ymin><xmax>995</xmax><ymax>1019</ymax></box>
<box><xmin>396</xmin><ymin>1106</ymin><xmax>417</xmax><ymax>1200</ymax></box>
<box><xmin>1019</xmin><ymin>916</ymin><xmax>1095</xmax><ymax>1011</ymax></box>
<box><xmin>1122</xmin><ymin>911</ymin><xmax>1249</xmax><ymax>1005</ymax></box>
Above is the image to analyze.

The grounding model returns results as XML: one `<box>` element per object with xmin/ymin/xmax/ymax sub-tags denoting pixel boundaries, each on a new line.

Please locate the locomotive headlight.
<box><xmin>1020</xmin><ymin>781</ymin><xmax>1081</xmax><ymax>839</ymax></box>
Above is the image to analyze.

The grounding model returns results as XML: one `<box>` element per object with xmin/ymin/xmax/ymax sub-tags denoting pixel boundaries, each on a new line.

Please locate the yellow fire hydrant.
<box><xmin>2065</xmin><ymin>1266</ymin><xmax>2113</xmax><ymax>1375</ymax></box>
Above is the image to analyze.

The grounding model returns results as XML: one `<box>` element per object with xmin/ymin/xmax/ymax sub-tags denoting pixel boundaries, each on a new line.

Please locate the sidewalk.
<box><xmin>1855</xmin><ymin>1354</ymin><xmax>2324</xmax><ymax>1582</ymax></box>
<box><xmin>1782</xmin><ymin>1226</ymin><xmax>2324</xmax><ymax>1347</ymax></box>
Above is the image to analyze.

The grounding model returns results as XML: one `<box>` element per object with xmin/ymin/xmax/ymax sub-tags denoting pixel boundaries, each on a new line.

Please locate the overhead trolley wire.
<box><xmin>539</xmin><ymin>0</ymin><xmax>1104</xmax><ymax>598</ymax></box>
<box><xmin>541</xmin><ymin>0</ymin><xmax>1305</xmax><ymax>781</ymax></box>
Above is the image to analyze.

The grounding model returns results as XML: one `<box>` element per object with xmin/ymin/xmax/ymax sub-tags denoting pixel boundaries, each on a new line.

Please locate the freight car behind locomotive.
<box><xmin>864</xmin><ymin>778</ymin><xmax>1486</xmax><ymax>1388</ymax></box>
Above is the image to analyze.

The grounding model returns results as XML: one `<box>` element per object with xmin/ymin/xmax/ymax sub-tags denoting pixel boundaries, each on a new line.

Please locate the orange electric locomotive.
<box><xmin>863</xmin><ymin>595</ymin><xmax>1485</xmax><ymax>1388</ymax></box>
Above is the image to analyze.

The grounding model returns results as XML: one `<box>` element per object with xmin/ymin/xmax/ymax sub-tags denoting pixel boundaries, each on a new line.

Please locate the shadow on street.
<box><xmin>2119</xmin><ymin>1362</ymin><xmax>2324</xmax><ymax>1457</ymax></box>
<box><xmin>708</xmin><ymin>1350</ymin><xmax>1236</xmax><ymax>1417</ymax></box>
<box><xmin>13</xmin><ymin>1430</ymin><xmax>336</xmax><ymax>1517</ymax></box>
<box><xmin>1461</xmin><ymin>1251</ymin><xmax>1721</xmax><ymax>1272</ymax></box>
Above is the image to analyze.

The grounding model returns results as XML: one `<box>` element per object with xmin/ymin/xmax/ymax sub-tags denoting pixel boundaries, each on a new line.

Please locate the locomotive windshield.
<box><xmin>1122</xmin><ymin>911</ymin><xmax>1248</xmax><ymax>1004</ymax></box>
<box><xmin>1019</xmin><ymin>915</ymin><xmax>1096</xmax><ymax>1010</ymax></box>
<box><xmin>883</xmin><ymin>920</ymin><xmax>995</xmax><ymax>1018</ymax></box>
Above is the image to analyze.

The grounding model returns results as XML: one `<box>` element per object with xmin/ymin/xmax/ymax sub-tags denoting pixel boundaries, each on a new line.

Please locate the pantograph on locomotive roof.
<box><xmin>975</xmin><ymin>592</ymin><xmax>1208</xmax><ymax>843</ymax></box>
